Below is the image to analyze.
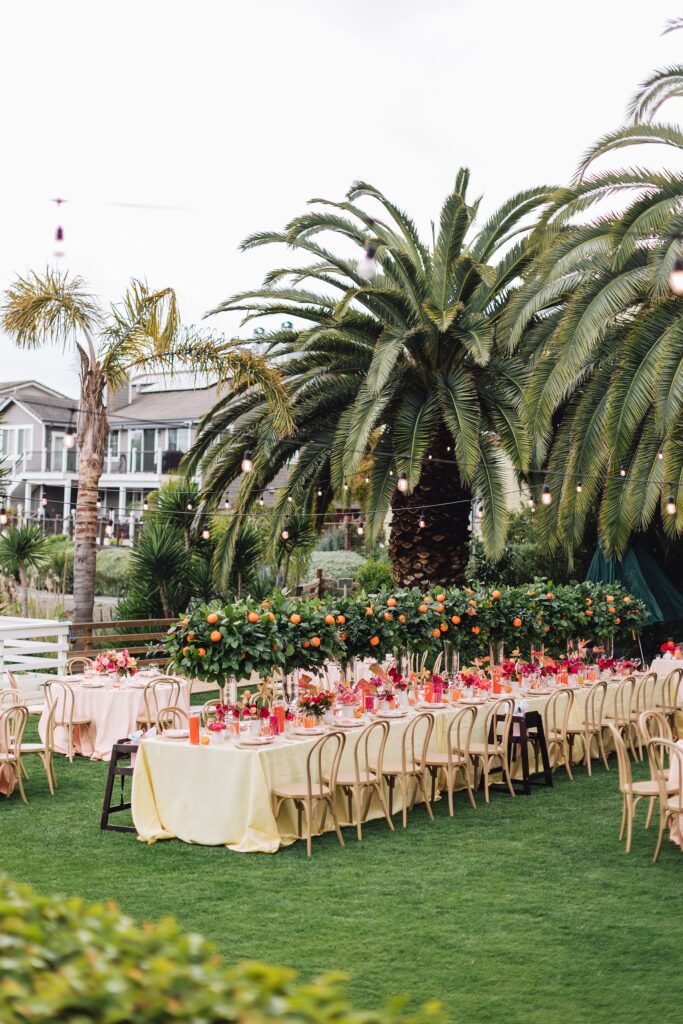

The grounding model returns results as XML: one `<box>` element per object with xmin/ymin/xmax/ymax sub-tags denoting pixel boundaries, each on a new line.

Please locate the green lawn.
<box><xmin>2</xmin><ymin>718</ymin><xmax>681</xmax><ymax>1024</ymax></box>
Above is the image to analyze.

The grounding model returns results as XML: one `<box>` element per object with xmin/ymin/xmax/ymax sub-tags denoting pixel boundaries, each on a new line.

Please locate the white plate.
<box><xmin>377</xmin><ymin>709</ymin><xmax>409</xmax><ymax>719</ymax></box>
<box><xmin>292</xmin><ymin>726</ymin><xmax>326</xmax><ymax>736</ymax></box>
<box><xmin>163</xmin><ymin>728</ymin><xmax>189</xmax><ymax>739</ymax></box>
<box><xmin>335</xmin><ymin>718</ymin><xmax>365</xmax><ymax>728</ymax></box>
<box><xmin>79</xmin><ymin>681</ymin><xmax>106</xmax><ymax>689</ymax></box>
<box><xmin>236</xmin><ymin>736</ymin><xmax>274</xmax><ymax>747</ymax></box>
<box><xmin>459</xmin><ymin>698</ymin><xmax>487</xmax><ymax>705</ymax></box>
<box><xmin>417</xmin><ymin>702</ymin><xmax>446</xmax><ymax>710</ymax></box>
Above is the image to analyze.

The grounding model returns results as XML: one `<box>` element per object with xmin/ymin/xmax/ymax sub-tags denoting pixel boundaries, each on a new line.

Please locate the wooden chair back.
<box><xmin>647</xmin><ymin>738</ymin><xmax>683</xmax><ymax>817</ymax></box>
<box><xmin>444</xmin><ymin>705</ymin><xmax>477</xmax><ymax>766</ymax></box>
<box><xmin>305</xmin><ymin>730</ymin><xmax>346</xmax><ymax>800</ymax></box>
<box><xmin>0</xmin><ymin>704</ymin><xmax>28</xmax><ymax>754</ymax></box>
<box><xmin>610</xmin><ymin>676</ymin><xmax>635</xmax><ymax>725</ymax></box>
<box><xmin>638</xmin><ymin>709</ymin><xmax>673</xmax><ymax>744</ymax></box>
<box><xmin>543</xmin><ymin>687</ymin><xmax>574</xmax><ymax>739</ymax></box>
<box><xmin>44</xmin><ymin>680</ymin><xmax>76</xmax><ymax>727</ymax></box>
<box><xmin>659</xmin><ymin>669</ymin><xmax>682</xmax><ymax>716</ymax></box>
<box><xmin>67</xmin><ymin>656</ymin><xmax>94</xmax><ymax>675</ymax></box>
<box><xmin>484</xmin><ymin>697</ymin><xmax>515</xmax><ymax>757</ymax></box>
<box><xmin>353</xmin><ymin>719</ymin><xmax>390</xmax><ymax>786</ymax></box>
<box><xmin>401</xmin><ymin>712</ymin><xmax>434</xmax><ymax>773</ymax></box>
<box><xmin>0</xmin><ymin>690</ymin><xmax>21</xmax><ymax>711</ymax></box>
<box><xmin>156</xmin><ymin>706</ymin><xmax>190</xmax><ymax>732</ymax></box>
<box><xmin>632</xmin><ymin>672</ymin><xmax>657</xmax><ymax>718</ymax></box>
<box><xmin>199</xmin><ymin>699</ymin><xmax>223</xmax><ymax>727</ymax></box>
<box><xmin>583</xmin><ymin>680</ymin><xmax>608</xmax><ymax>731</ymax></box>
<box><xmin>606</xmin><ymin>723</ymin><xmax>633</xmax><ymax>793</ymax></box>
<box><xmin>142</xmin><ymin>677</ymin><xmax>181</xmax><ymax>726</ymax></box>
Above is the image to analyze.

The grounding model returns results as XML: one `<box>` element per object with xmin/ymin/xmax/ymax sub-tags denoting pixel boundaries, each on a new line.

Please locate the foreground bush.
<box><xmin>0</xmin><ymin>878</ymin><xmax>441</xmax><ymax>1023</ymax></box>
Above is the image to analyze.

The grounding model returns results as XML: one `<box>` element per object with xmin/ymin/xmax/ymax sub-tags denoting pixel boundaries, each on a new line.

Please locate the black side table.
<box><xmin>100</xmin><ymin>739</ymin><xmax>139</xmax><ymax>833</ymax></box>
<box><xmin>487</xmin><ymin>710</ymin><xmax>553</xmax><ymax>796</ymax></box>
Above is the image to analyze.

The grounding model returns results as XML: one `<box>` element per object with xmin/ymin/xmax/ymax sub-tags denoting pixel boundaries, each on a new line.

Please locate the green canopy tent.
<box><xmin>586</xmin><ymin>538</ymin><xmax>683</xmax><ymax>626</ymax></box>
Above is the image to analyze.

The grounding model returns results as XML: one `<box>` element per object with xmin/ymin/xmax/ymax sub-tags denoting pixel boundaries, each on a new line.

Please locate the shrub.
<box><xmin>0</xmin><ymin>877</ymin><xmax>442</xmax><ymax>1023</ymax></box>
<box><xmin>309</xmin><ymin>551</ymin><xmax>366</xmax><ymax>580</ymax></box>
<box><xmin>95</xmin><ymin>547</ymin><xmax>131</xmax><ymax>597</ymax></box>
<box><xmin>355</xmin><ymin>556</ymin><xmax>394</xmax><ymax>592</ymax></box>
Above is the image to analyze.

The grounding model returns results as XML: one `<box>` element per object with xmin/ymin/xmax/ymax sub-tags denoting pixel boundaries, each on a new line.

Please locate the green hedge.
<box><xmin>0</xmin><ymin>878</ymin><xmax>442</xmax><ymax>1023</ymax></box>
<box><xmin>95</xmin><ymin>547</ymin><xmax>131</xmax><ymax>598</ymax></box>
<box><xmin>309</xmin><ymin>551</ymin><xmax>367</xmax><ymax>580</ymax></box>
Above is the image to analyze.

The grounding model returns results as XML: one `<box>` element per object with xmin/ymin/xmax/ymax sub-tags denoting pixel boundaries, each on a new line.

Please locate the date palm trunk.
<box><xmin>19</xmin><ymin>565</ymin><xmax>29</xmax><ymax>618</ymax></box>
<box><xmin>389</xmin><ymin>429</ymin><xmax>471</xmax><ymax>588</ymax></box>
<box><xmin>72</xmin><ymin>367</ymin><xmax>107</xmax><ymax>624</ymax></box>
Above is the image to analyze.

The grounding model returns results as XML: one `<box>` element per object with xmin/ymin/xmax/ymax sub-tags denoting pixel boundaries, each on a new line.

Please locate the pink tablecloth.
<box><xmin>39</xmin><ymin>676</ymin><xmax>190</xmax><ymax>761</ymax></box>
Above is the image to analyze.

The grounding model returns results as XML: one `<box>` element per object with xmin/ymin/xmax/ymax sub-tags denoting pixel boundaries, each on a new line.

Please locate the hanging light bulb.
<box><xmin>666</xmin><ymin>494</ymin><xmax>677</xmax><ymax>515</ymax></box>
<box><xmin>669</xmin><ymin>257</ymin><xmax>683</xmax><ymax>295</ymax></box>
<box><xmin>357</xmin><ymin>241</ymin><xmax>378</xmax><ymax>280</ymax></box>
<box><xmin>527</xmin><ymin>496</ymin><xmax>535</xmax><ymax>509</ymax></box>
<box><xmin>343</xmin><ymin>483</ymin><xmax>349</xmax><ymax>492</ymax></box>
<box><xmin>356</xmin><ymin>520</ymin><xmax>365</xmax><ymax>536</ymax></box>
<box><xmin>186</xmin><ymin>501</ymin><xmax>193</xmax><ymax>511</ymax></box>
<box><xmin>428</xmin><ymin>454</ymin><xmax>433</xmax><ymax>460</ymax></box>
<box><xmin>224</xmin><ymin>498</ymin><xmax>230</xmax><ymax>510</ymax></box>
<box><xmin>41</xmin><ymin>495</ymin><xmax>48</xmax><ymax>507</ymax></box>
<box><xmin>619</xmin><ymin>468</ymin><xmax>626</xmax><ymax>478</ymax></box>
<box><xmin>446</xmin><ymin>446</ymin><xmax>452</xmax><ymax>453</ymax></box>
<box><xmin>287</xmin><ymin>495</ymin><xmax>293</xmax><ymax>503</ymax></box>
<box><xmin>96</xmin><ymin>499</ymin><xmax>101</xmax><ymax>510</ymax></box>
<box><xmin>0</xmin><ymin>506</ymin><xmax>7</xmax><ymax>526</ymax></box>
<box><xmin>658</xmin><ymin>451</ymin><xmax>664</xmax><ymax>461</ymax></box>
<box><xmin>241</xmin><ymin>450</ymin><xmax>254</xmax><ymax>474</ymax></box>
<box><xmin>317</xmin><ymin>488</ymin><xmax>323</xmax><ymax>497</ymax></box>
<box><xmin>397</xmin><ymin>472</ymin><xmax>409</xmax><ymax>493</ymax></box>
<box><xmin>104</xmin><ymin>518</ymin><xmax>114</xmax><ymax>537</ymax></box>
<box><xmin>281</xmin><ymin>526</ymin><xmax>290</xmax><ymax>541</ymax></box>
<box><xmin>541</xmin><ymin>485</ymin><xmax>552</xmax><ymax>506</ymax></box>
<box><xmin>202</xmin><ymin>527</ymin><xmax>211</xmax><ymax>540</ymax></box>
<box><xmin>63</xmin><ymin>427</ymin><xmax>75</xmax><ymax>449</ymax></box>
<box><xmin>576</xmin><ymin>482</ymin><xmax>583</xmax><ymax>494</ymax></box>
<box><xmin>143</xmin><ymin>499</ymin><xmax>148</xmax><ymax>512</ymax></box>
<box><xmin>259</xmin><ymin>496</ymin><xmax>265</xmax><ymax>506</ymax></box>
<box><xmin>418</xmin><ymin>513</ymin><xmax>426</xmax><ymax>529</ymax></box>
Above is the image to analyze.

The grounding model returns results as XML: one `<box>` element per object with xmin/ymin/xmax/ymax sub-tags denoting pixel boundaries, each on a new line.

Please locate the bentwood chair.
<box><xmin>374</xmin><ymin>712</ymin><xmax>435</xmax><ymax>828</ymax></box>
<box><xmin>638</xmin><ymin>710</ymin><xmax>674</xmax><ymax>827</ymax></box>
<box><xmin>603</xmin><ymin>676</ymin><xmax>637</xmax><ymax>759</ymax></box>
<box><xmin>607</xmin><ymin>724</ymin><xmax>676</xmax><ymax>854</ymax></box>
<box><xmin>272</xmin><ymin>730</ymin><xmax>346</xmax><ymax>857</ymax></box>
<box><xmin>647</xmin><ymin>738</ymin><xmax>683</xmax><ymax>863</ymax></box>
<box><xmin>628</xmin><ymin>672</ymin><xmax>658</xmax><ymax>759</ymax></box>
<box><xmin>199</xmin><ymin>698</ymin><xmax>223</xmax><ymax>727</ymax></box>
<box><xmin>421</xmin><ymin>705</ymin><xmax>477</xmax><ymax>815</ymax></box>
<box><xmin>67</xmin><ymin>656</ymin><xmax>94</xmax><ymax>675</ymax></box>
<box><xmin>16</xmin><ymin>700</ymin><xmax>57</xmax><ymax>795</ymax></box>
<box><xmin>566</xmin><ymin>680</ymin><xmax>609</xmax><ymax>775</ymax></box>
<box><xmin>6</xmin><ymin>669</ymin><xmax>45</xmax><ymax>716</ymax></box>
<box><xmin>327</xmin><ymin>719</ymin><xmax>394</xmax><ymax>841</ymax></box>
<box><xmin>0</xmin><ymin>689</ymin><xmax>21</xmax><ymax>711</ymax></box>
<box><xmin>138</xmin><ymin>676</ymin><xmax>181</xmax><ymax>729</ymax></box>
<box><xmin>0</xmin><ymin>705</ymin><xmax>28</xmax><ymax>802</ymax></box>
<box><xmin>656</xmin><ymin>668</ymin><xmax>682</xmax><ymax>738</ymax></box>
<box><xmin>156</xmin><ymin>706</ymin><xmax>190</xmax><ymax>732</ymax></box>
<box><xmin>541</xmin><ymin>687</ymin><xmax>575</xmax><ymax>781</ymax></box>
<box><xmin>468</xmin><ymin>697</ymin><xmax>516</xmax><ymax>803</ymax></box>
<box><xmin>44</xmin><ymin>680</ymin><xmax>93</xmax><ymax>762</ymax></box>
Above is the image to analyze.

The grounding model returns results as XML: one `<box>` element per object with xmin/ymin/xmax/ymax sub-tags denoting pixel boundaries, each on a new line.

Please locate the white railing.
<box><xmin>0</xmin><ymin>616</ymin><xmax>70</xmax><ymax>698</ymax></box>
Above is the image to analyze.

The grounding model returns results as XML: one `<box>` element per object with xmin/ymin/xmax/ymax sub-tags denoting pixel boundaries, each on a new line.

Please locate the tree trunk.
<box><xmin>159</xmin><ymin>580</ymin><xmax>172</xmax><ymax>618</ymax></box>
<box><xmin>19</xmin><ymin>565</ymin><xmax>29</xmax><ymax>618</ymax></box>
<box><xmin>282</xmin><ymin>550</ymin><xmax>291</xmax><ymax>588</ymax></box>
<box><xmin>389</xmin><ymin>428</ymin><xmax>472</xmax><ymax>589</ymax></box>
<box><xmin>73</xmin><ymin>369</ymin><xmax>107</xmax><ymax>624</ymax></box>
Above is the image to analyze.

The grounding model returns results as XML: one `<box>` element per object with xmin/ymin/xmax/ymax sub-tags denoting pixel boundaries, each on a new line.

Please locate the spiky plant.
<box><xmin>0</xmin><ymin>524</ymin><xmax>49</xmax><ymax>617</ymax></box>
<box><xmin>188</xmin><ymin>174</ymin><xmax>553</xmax><ymax>587</ymax></box>
<box><xmin>0</xmin><ymin>270</ymin><xmax>291</xmax><ymax>622</ymax></box>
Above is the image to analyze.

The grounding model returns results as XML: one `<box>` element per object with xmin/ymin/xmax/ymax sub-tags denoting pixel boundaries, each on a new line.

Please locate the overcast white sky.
<box><xmin>0</xmin><ymin>0</ymin><xmax>679</xmax><ymax>397</ymax></box>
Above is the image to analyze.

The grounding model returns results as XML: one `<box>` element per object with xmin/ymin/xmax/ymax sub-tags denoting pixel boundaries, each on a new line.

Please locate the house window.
<box><xmin>107</xmin><ymin>431</ymin><xmax>120</xmax><ymax>457</ymax></box>
<box><xmin>0</xmin><ymin>426</ymin><xmax>33</xmax><ymax>460</ymax></box>
<box><xmin>167</xmin><ymin>427</ymin><xmax>188</xmax><ymax>452</ymax></box>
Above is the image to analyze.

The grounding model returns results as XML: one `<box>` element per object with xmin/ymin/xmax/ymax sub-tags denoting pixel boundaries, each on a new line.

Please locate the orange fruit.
<box><xmin>491</xmin><ymin>590</ymin><xmax>501</xmax><ymax>600</ymax></box>
<box><xmin>370</xmin><ymin>635</ymin><xmax>380</xmax><ymax>647</ymax></box>
<box><xmin>272</xmin><ymin>642</ymin><xmax>278</xmax><ymax>651</ymax></box>
<box><xmin>340</xmin><ymin>632</ymin><xmax>347</xmax><ymax>641</ymax></box>
<box><xmin>513</xmin><ymin>617</ymin><xmax>522</xmax><ymax>627</ymax></box>
<box><xmin>545</xmin><ymin>625</ymin><xmax>551</xmax><ymax>632</ymax></box>
<box><xmin>268</xmin><ymin>612</ymin><xmax>276</xmax><ymax>621</ymax></box>
<box><xmin>608</xmin><ymin>606</ymin><xmax>616</xmax><ymax>614</ymax></box>
<box><xmin>471</xmin><ymin>626</ymin><xmax>480</xmax><ymax>635</ymax></box>
<box><xmin>435</xmin><ymin>603</ymin><xmax>445</xmax><ymax>612</ymax></box>
<box><xmin>181</xmin><ymin>618</ymin><xmax>190</xmax><ymax>627</ymax></box>
<box><xmin>182</xmin><ymin>646</ymin><xmax>189</xmax><ymax>656</ymax></box>
<box><xmin>585</xmin><ymin>609</ymin><xmax>593</xmax><ymax>617</ymax></box>
<box><xmin>451</xmin><ymin>615</ymin><xmax>461</xmax><ymax>625</ymax></box>
<box><xmin>615</xmin><ymin>617</ymin><xmax>621</xmax><ymax>624</ymax></box>
<box><xmin>324</xmin><ymin>614</ymin><xmax>335</xmax><ymax>626</ymax></box>
<box><xmin>210</xmin><ymin>630</ymin><xmax>222</xmax><ymax>643</ymax></box>
<box><xmin>431</xmin><ymin>628</ymin><xmax>441</xmax><ymax>639</ymax></box>
<box><xmin>311</xmin><ymin>636</ymin><xmax>321</xmax><ymax>648</ymax></box>
<box><xmin>303</xmin><ymin>640</ymin><xmax>310</xmax><ymax>648</ymax></box>
<box><xmin>365</xmin><ymin>606</ymin><xmax>374</xmax><ymax>616</ymax></box>
<box><xmin>467</xmin><ymin>608</ymin><xmax>476</xmax><ymax>616</ymax></box>
<box><xmin>585</xmin><ymin>598</ymin><xmax>592</xmax><ymax>606</ymax></box>
<box><xmin>468</xmin><ymin>599</ymin><xmax>477</xmax><ymax>606</ymax></box>
<box><xmin>418</xmin><ymin>604</ymin><xmax>428</xmax><ymax>614</ymax></box>
<box><xmin>247</xmin><ymin>612</ymin><xmax>259</xmax><ymax>623</ymax></box>
<box><xmin>336</xmin><ymin>615</ymin><xmax>346</xmax><ymax>625</ymax></box>
<box><xmin>606</xmin><ymin>595</ymin><xmax>615</xmax><ymax>603</ymax></box>
<box><xmin>387</xmin><ymin>597</ymin><xmax>397</xmax><ymax>607</ymax></box>
<box><xmin>383</xmin><ymin>612</ymin><xmax>393</xmax><ymax>621</ymax></box>
<box><xmin>546</xmin><ymin>593</ymin><xmax>555</xmax><ymax>600</ymax></box>
<box><xmin>290</xmin><ymin>613</ymin><xmax>301</xmax><ymax>625</ymax></box>
<box><xmin>197</xmin><ymin>647</ymin><xmax>206</xmax><ymax>656</ymax></box>
<box><xmin>436</xmin><ymin>593</ymin><xmax>446</xmax><ymax>602</ymax></box>
<box><xmin>439</xmin><ymin>622</ymin><xmax>448</xmax><ymax>632</ymax></box>
<box><xmin>187</xmin><ymin>633</ymin><xmax>194</xmax><ymax>641</ymax></box>
<box><xmin>206</xmin><ymin>612</ymin><xmax>219</xmax><ymax>625</ymax></box>
<box><xmin>398</xmin><ymin>614</ymin><xmax>406</xmax><ymax>624</ymax></box>
<box><xmin>623</xmin><ymin>597</ymin><xmax>630</xmax><ymax>604</ymax></box>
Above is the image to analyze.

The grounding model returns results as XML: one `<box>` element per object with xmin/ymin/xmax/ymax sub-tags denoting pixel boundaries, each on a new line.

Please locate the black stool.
<box><xmin>487</xmin><ymin>710</ymin><xmax>553</xmax><ymax>796</ymax></box>
<box><xmin>100</xmin><ymin>739</ymin><xmax>139</xmax><ymax>832</ymax></box>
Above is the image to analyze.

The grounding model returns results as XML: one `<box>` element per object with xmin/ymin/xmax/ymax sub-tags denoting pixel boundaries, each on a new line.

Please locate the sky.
<box><xmin>0</xmin><ymin>0</ymin><xmax>680</xmax><ymax>398</ymax></box>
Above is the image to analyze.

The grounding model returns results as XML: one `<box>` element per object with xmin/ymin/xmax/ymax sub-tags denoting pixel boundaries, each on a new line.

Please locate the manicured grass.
<box><xmin>2</xmin><ymin>720</ymin><xmax>682</xmax><ymax>1024</ymax></box>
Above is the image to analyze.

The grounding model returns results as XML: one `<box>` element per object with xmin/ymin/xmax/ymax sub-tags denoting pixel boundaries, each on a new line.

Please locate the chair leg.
<box><xmin>353</xmin><ymin>785</ymin><xmax>363</xmax><ymax>842</ymax></box>
<box><xmin>584</xmin><ymin>732</ymin><xmax>592</xmax><ymax>776</ymax></box>
<box><xmin>483</xmin><ymin>758</ymin><xmax>490</xmax><ymax>804</ymax></box>
<box><xmin>446</xmin><ymin>769</ymin><xmax>454</xmax><ymax>817</ymax></box>
<box><xmin>619</xmin><ymin>794</ymin><xmax>627</xmax><ymax>841</ymax></box>
<box><xmin>563</xmin><ymin>739</ymin><xmax>574</xmax><ymax>781</ymax></box>
<box><xmin>15</xmin><ymin>764</ymin><xmax>27</xmax><ymax>804</ymax></box>
<box><xmin>418</xmin><ymin>771</ymin><xmax>434</xmax><ymax>820</ymax></box>
<box><xmin>430</xmin><ymin>766</ymin><xmax>437</xmax><ymax>804</ymax></box>
<box><xmin>625</xmin><ymin>794</ymin><xmax>634</xmax><ymax>854</ymax></box>
<box><xmin>502</xmin><ymin>757</ymin><xmax>516</xmax><ymax>799</ymax></box>
<box><xmin>303</xmin><ymin>799</ymin><xmax>313</xmax><ymax>858</ymax></box>
<box><xmin>386</xmin><ymin>775</ymin><xmax>395</xmax><ymax>818</ymax></box>
<box><xmin>652</xmin><ymin>807</ymin><xmax>667</xmax><ymax>864</ymax></box>
<box><xmin>399</xmin><ymin>775</ymin><xmax>409</xmax><ymax>828</ymax></box>
<box><xmin>464</xmin><ymin>764</ymin><xmax>477</xmax><ymax>810</ymax></box>
<box><xmin>327</xmin><ymin>795</ymin><xmax>345</xmax><ymax>849</ymax></box>
<box><xmin>374</xmin><ymin>782</ymin><xmax>394</xmax><ymax>831</ymax></box>
<box><xmin>598</xmin><ymin>729</ymin><xmax>610</xmax><ymax>772</ymax></box>
<box><xmin>645</xmin><ymin>795</ymin><xmax>656</xmax><ymax>830</ymax></box>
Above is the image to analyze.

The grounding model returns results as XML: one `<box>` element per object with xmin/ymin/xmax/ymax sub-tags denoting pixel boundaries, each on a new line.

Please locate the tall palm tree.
<box><xmin>1</xmin><ymin>269</ymin><xmax>291</xmax><ymax>622</ymax></box>
<box><xmin>504</xmin><ymin>47</ymin><xmax>683</xmax><ymax>560</ymax></box>
<box><xmin>0</xmin><ymin>524</ymin><xmax>49</xmax><ymax>617</ymax></box>
<box><xmin>188</xmin><ymin>173</ymin><xmax>553</xmax><ymax>587</ymax></box>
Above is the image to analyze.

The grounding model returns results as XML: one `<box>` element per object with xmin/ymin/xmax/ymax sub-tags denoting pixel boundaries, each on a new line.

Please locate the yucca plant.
<box><xmin>188</xmin><ymin>174</ymin><xmax>553</xmax><ymax>587</ymax></box>
<box><xmin>0</xmin><ymin>524</ymin><xmax>49</xmax><ymax>617</ymax></box>
<box><xmin>504</xmin><ymin>32</ymin><xmax>683</xmax><ymax>560</ymax></box>
<box><xmin>0</xmin><ymin>270</ymin><xmax>291</xmax><ymax>622</ymax></box>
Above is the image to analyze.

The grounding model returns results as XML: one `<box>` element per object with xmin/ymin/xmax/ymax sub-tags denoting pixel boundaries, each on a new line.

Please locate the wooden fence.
<box><xmin>69</xmin><ymin>618</ymin><xmax>175</xmax><ymax>667</ymax></box>
<box><xmin>295</xmin><ymin>569</ymin><xmax>357</xmax><ymax>599</ymax></box>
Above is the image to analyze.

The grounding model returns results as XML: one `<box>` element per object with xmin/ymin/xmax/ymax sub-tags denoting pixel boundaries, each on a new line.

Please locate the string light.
<box><xmin>317</xmin><ymin>488</ymin><xmax>323</xmax><ymax>497</ymax></box>
<box><xmin>281</xmin><ymin>526</ymin><xmax>290</xmax><ymax>541</ymax></box>
<box><xmin>364</xmin><ymin>475</ymin><xmax>370</xmax><ymax>483</ymax></box>
<box><xmin>259</xmin><ymin>496</ymin><xmax>265</xmax><ymax>506</ymax></box>
<box><xmin>201</xmin><ymin>527</ymin><xmax>211</xmax><ymax>540</ymax></box>
<box><xmin>356</xmin><ymin>520</ymin><xmax>365</xmax><ymax>536</ymax></box>
<box><xmin>186</xmin><ymin>501</ymin><xmax>193</xmax><ymax>511</ymax></box>
<box><xmin>104</xmin><ymin>518</ymin><xmax>114</xmax><ymax>537</ymax></box>
<box><xmin>669</xmin><ymin>257</ymin><xmax>683</xmax><ymax>296</ymax></box>
<box><xmin>143</xmin><ymin>500</ymin><xmax>148</xmax><ymax>512</ymax></box>
<box><xmin>0</xmin><ymin>506</ymin><xmax>7</xmax><ymax>526</ymax></box>
<box><xmin>576</xmin><ymin>482</ymin><xmax>582</xmax><ymax>493</ymax></box>
<box><xmin>541</xmin><ymin>485</ymin><xmax>552</xmax><ymax>506</ymax></box>
<box><xmin>96</xmin><ymin>499</ymin><xmax>101</xmax><ymax>510</ymax></box>
<box><xmin>658</xmin><ymin>451</ymin><xmax>664</xmax><ymax>461</ymax></box>
<box><xmin>63</xmin><ymin>427</ymin><xmax>75</xmax><ymax>450</ymax></box>
<box><xmin>666</xmin><ymin>495</ymin><xmax>677</xmax><ymax>515</ymax></box>
<box><xmin>287</xmin><ymin>495</ymin><xmax>293</xmax><ymax>503</ymax></box>
<box><xmin>357</xmin><ymin>241</ymin><xmax>378</xmax><ymax>280</ymax></box>
<box><xmin>397</xmin><ymin>472</ymin><xmax>409</xmax><ymax>493</ymax></box>
<box><xmin>224</xmin><ymin>498</ymin><xmax>230</xmax><ymax>510</ymax></box>
<box><xmin>418</xmin><ymin>512</ymin><xmax>426</xmax><ymax>529</ymax></box>
<box><xmin>527</xmin><ymin>496</ymin><xmax>535</xmax><ymax>509</ymax></box>
<box><xmin>41</xmin><ymin>496</ymin><xmax>48</xmax><ymax>507</ymax></box>
<box><xmin>619</xmin><ymin>468</ymin><xmax>627</xmax><ymax>478</ymax></box>
<box><xmin>241</xmin><ymin>450</ymin><xmax>254</xmax><ymax>474</ymax></box>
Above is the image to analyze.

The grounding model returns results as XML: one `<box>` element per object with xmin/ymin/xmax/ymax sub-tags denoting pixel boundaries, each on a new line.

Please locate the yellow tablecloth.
<box><xmin>133</xmin><ymin>681</ymin><xmax>625</xmax><ymax>854</ymax></box>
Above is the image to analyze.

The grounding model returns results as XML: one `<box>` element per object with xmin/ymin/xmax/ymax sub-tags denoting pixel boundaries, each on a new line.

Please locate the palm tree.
<box><xmin>1</xmin><ymin>269</ymin><xmax>292</xmax><ymax>623</ymax></box>
<box><xmin>188</xmin><ymin>174</ymin><xmax>553</xmax><ymax>587</ymax></box>
<box><xmin>126</xmin><ymin>519</ymin><xmax>190</xmax><ymax>618</ymax></box>
<box><xmin>504</xmin><ymin>50</ymin><xmax>683</xmax><ymax>560</ymax></box>
<box><xmin>0</xmin><ymin>524</ymin><xmax>49</xmax><ymax>616</ymax></box>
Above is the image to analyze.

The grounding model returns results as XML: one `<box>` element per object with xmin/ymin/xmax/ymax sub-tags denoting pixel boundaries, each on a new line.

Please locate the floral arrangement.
<box><xmin>335</xmin><ymin>683</ymin><xmax>360</xmax><ymax>706</ymax></box>
<box><xmin>388</xmin><ymin>666</ymin><xmax>408</xmax><ymax>690</ymax></box>
<box><xmin>93</xmin><ymin>648</ymin><xmax>138</xmax><ymax>677</ymax></box>
<box><xmin>597</xmin><ymin>656</ymin><xmax>616</xmax><ymax>672</ymax></box>
<box><xmin>660</xmin><ymin>640</ymin><xmax>675</xmax><ymax>654</ymax></box>
<box><xmin>616</xmin><ymin>658</ymin><xmax>638</xmax><ymax>673</ymax></box>
<box><xmin>560</xmin><ymin>658</ymin><xmax>586</xmax><ymax>675</ymax></box>
<box><xmin>298</xmin><ymin>690</ymin><xmax>335</xmax><ymax>718</ymax></box>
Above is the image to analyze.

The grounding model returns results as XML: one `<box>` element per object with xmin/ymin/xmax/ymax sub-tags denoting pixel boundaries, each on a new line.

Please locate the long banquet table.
<box><xmin>132</xmin><ymin>680</ymin><xmax>626</xmax><ymax>854</ymax></box>
<box><xmin>38</xmin><ymin>673</ymin><xmax>191</xmax><ymax>761</ymax></box>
